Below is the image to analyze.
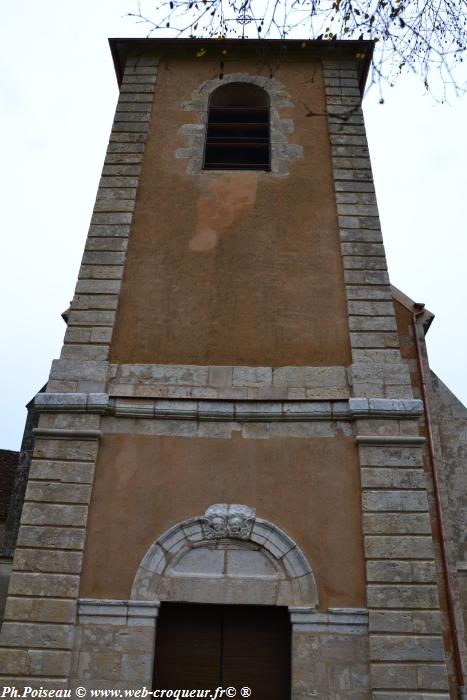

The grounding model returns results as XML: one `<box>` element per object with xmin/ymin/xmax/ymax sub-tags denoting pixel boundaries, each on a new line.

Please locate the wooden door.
<box><xmin>153</xmin><ymin>603</ymin><xmax>291</xmax><ymax>699</ymax></box>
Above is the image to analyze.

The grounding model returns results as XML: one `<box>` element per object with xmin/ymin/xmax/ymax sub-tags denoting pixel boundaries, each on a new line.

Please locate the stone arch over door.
<box><xmin>131</xmin><ymin>503</ymin><xmax>318</xmax><ymax>608</ymax></box>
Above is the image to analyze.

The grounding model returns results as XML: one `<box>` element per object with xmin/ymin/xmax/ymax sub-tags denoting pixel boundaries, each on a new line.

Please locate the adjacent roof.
<box><xmin>392</xmin><ymin>284</ymin><xmax>434</xmax><ymax>335</ymax></box>
<box><xmin>109</xmin><ymin>37</ymin><xmax>374</xmax><ymax>94</ymax></box>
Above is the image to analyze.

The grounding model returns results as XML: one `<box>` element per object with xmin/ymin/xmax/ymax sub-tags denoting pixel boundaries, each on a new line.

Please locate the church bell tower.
<box><xmin>1</xmin><ymin>37</ymin><xmax>463</xmax><ymax>700</ymax></box>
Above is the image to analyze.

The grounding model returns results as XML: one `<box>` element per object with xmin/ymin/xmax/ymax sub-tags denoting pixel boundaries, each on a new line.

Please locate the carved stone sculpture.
<box><xmin>201</xmin><ymin>503</ymin><xmax>255</xmax><ymax>540</ymax></box>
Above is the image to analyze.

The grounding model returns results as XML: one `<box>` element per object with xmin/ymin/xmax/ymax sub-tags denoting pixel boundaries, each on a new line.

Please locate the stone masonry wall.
<box><xmin>323</xmin><ymin>58</ymin><xmax>452</xmax><ymax>698</ymax></box>
<box><xmin>0</xmin><ymin>52</ymin><xmax>159</xmax><ymax>689</ymax></box>
<box><xmin>323</xmin><ymin>59</ymin><xmax>413</xmax><ymax>400</ymax></box>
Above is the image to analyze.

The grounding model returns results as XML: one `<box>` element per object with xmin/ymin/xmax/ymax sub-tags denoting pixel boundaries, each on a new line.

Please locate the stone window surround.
<box><xmin>176</xmin><ymin>72</ymin><xmax>303</xmax><ymax>176</ymax></box>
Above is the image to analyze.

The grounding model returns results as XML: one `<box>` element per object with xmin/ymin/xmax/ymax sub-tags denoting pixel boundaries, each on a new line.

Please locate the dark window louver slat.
<box><xmin>203</xmin><ymin>84</ymin><xmax>271</xmax><ymax>171</ymax></box>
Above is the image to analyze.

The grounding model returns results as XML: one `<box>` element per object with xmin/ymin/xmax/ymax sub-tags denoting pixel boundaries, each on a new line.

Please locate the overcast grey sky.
<box><xmin>1</xmin><ymin>1</ymin><xmax>466</xmax><ymax>450</ymax></box>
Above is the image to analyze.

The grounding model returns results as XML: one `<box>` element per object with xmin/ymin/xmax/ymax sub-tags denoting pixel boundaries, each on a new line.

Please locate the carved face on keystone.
<box><xmin>211</xmin><ymin>515</ymin><xmax>226</xmax><ymax>533</ymax></box>
<box><xmin>228</xmin><ymin>515</ymin><xmax>243</xmax><ymax>535</ymax></box>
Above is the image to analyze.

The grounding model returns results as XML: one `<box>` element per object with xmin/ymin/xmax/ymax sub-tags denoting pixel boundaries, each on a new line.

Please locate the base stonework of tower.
<box><xmin>0</xmin><ymin>39</ymin><xmax>465</xmax><ymax>700</ymax></box>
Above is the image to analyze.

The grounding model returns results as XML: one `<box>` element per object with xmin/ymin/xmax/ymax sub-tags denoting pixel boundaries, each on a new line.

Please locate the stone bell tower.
<box><xmin>1</xmin><ymin>37</ymin><xmax>465</xmax><ymax>700</ymax></box>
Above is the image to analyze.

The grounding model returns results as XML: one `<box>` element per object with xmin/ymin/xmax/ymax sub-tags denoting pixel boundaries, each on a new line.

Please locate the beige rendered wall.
<box><xmin>109</xmin><ymin>53</ymin><xmax>352</xmax><ymax>367</ymax></box>
<box><xmin>79</xmin><ymin>432</ymin><xmax>366</xmax><ymax>610</ymax></box>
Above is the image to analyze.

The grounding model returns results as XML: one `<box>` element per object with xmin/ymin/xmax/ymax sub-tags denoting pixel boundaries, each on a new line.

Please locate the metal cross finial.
<box><xmin>226</xmin><ymin>2</ymin><xmax>262</xmax><ymax>38</ymax></box>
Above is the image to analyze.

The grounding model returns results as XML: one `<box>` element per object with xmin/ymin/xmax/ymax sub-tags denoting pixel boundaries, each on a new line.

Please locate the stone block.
<box><xmin>88</xmin><ymin>223</ymin><xmax>132</xmax><ymax>236</ymax></box>
<box><xmin>8</xmin><ymin>571</ymin><xmax>80</xmax><ymax>598</ymax></box>
<box><xmin>345</xmin><ymin>269</ymin><xmax>389</xmax><ymax>285</ymax></box>
<box><xmin>1</xmin><ymin>621</ymin><xmax>74</xmax><ymax>649</ymax></box>
<box><xmin>64</xmin><ymin>327</ymin><xmax>91</xmax><ymax>344</ymax></box>
<box><xmin>107</xmin><ymin>142</ymin><xmax>146</xmax><ymax>153</ymax></box>
<box><xmin>372</xmin><ymin>663</ymin><xmax>417</xmax><ymax>688</ymax></box>
<box><xmin>347</xmin><ymin>288</ymin><xmax>392</xmax><ymax>302</ymax></box>
<box><xmin>33</xmin><ymin>438</ymin><xmax>99</xmax><ymax>462</ymax></box>
<box><xmin>0</xmin><ymin>648</ymin><xmax>28</xmax><ymax>674</ymax></box>
<box><xmin>208</xmin><ymin>366</ymin><xmax>233</xmax><ymax>387</ymax></box>
<box><xmin>341</xmin><ymin>230</ymin><xmax>383</xmax><ymax>245</ymax></box>
<box><xmin>330</xmin><ymin>134</ymin><xmax>368</xmax><ymax>146</ymax></box>
<box><xmin>369</xmin><ymin>611</ymin><xmax>414</xmax><ymax>633</ymax></box>
<box><xmin>269</xmin><ymin>421</ymin><xmax>336</xmax><ymax>438</ymax></box>
<box><xmin>79</xmin><ymin>264</ymin><xmax>124</xmax><ymax>279</ymax></box>
<box><xmin>91</xmin><ymin>327</ymin><xmax>114</xmax><ymax>343</ymax></box>
<box><xmin>370</xmin><ymin>635</ymin><xmax>445</xmax><ymax>662</ymax></box>
<box><xmin>115</xmin><ymin>363</ymin><xmax>208</xmax><ymax>386</ymax></box>
<box><xmin>50</xmin><ymin>359</ymin><xmax>108</xmax><ymax>382</ymax></box>
<box><xmin>21</xmin><ymin>503</ymin><xmax>88</xmax><ymax>527</ymax></box>
<box><xmin>348</xmin><ymin>301</ymin><xmax>395</xmax><ymax>316</ymax></box>
<box><xmin>17</xmin><ymin>525</ymin><xmax>86</xmax><ymax>550</ymax></box>
<box><xmin>412</xmin><ymin>611</ymin><xmax>443</xmax><ymax>634</ymax></box>
<box><xmin>25</xmin><ymin>481</ymin><xmax>91</xmax><ymax>504</ymax></box>
<box><xmin>363</xmin><ymin>512</ymin><xmax>431</xmax><ymax>535</ymax></box>
<box><xmin>273</xmin><ymin>366</ymin><xmax>347</xmax><ymax>388</ymax></box>
<box><xmin>61</xmin><ymin>345</ymin><xmax>108</xmax><ymax>362</ymax></box>
<box><xmin>38</xmin><ymin>409</ymin><xmax>100</xmax><ymax>428</ymax></box>
<box><xmin>68</xmin><ymin>309</ymin><xmax>117</xmax><ymax>326</ymax></box>
<box><xmin>359</xmin><ymin>445</ymin><xmax>423</xmax><ymax>467</ymax></box>
<box><xmin>105</xmin><ymin>153</ymin><xmax>145</xmax><ymax>164</ymax></box>
<box><xmin>367</xmin><ymin>560</ymin><xmax>437</xmax><ymax>583</ymax></box>
<box><xmin>411</xmin><ymin>561</ymin><xmax>438</xmax><ymax>583</ymax></box>
<box><xmin>362</xmin><ymin>490</ymin><xmax>428</xmax><ymax>512</ymax></box>
<box><xmin>4</xmin><ymin>597</ymin><xmax>76</xmax><ymax>624</ymax></box>
<box><xmin>367</xmin><ymin>560</ymin><xmax>412</xmax><ymax>583</ymax></box>
<box><xmin>72</xmin><ymin>293</ymin><xmax>120</xmax><ymax>310</ymax></box>
<box><xmin>367</xmin><ymin>584</ymin><xmax>439</xmax><ymax>609</ymax></box>
<box><xmin>349</xmin><ymin>316</ymin><xmax>397</xmax><ymax>332</ymax></box>
<box><xmin>232</xmin><ymin>366</ymin><xmax>272</xmax><ymax>386</ymax></box>
<box><xmin>13</xmin><ymin>548</ymin><xmax>83</xmax><ymax>575</ymax></box>
<box><xmin>113</xmin><ymin>627</ymin><xmax>155</xmax><ymax>654</ymax></box>
<box><xmin>361</xmin><ymin>468</ymin><xmax>425</xmax><ymax>490</ymax></box>
<box><xmin>28</xmin><ymin>649</ymin><xmax>72</xmax><ymax>676</ymax></box>
<box><xmin>102</xmin><ymin>161</ymin><xmax>143</xmax><ymax>176</ymax></box>
<box><xmin>46</xmin><ymin>380</ymin><xmax>78</xmax><ymax>392</ymax></box>
<box><xmin>77</xmin><ymin>651</ymin><xmax>121</xmax><ymax>680</ymax></box>
<box><xmin>197</xmin><ymin>422</ymin><xmax>236</xmax><ymax>438</ymax></box>
<box><xmin>417</xmin><ymin>663</ymin><xmax>449</xmax><ymax>690</ymax></box>
<box><xmin>29</xmin><ymin>459</ymin><xmax>94</xmax><ymax>483</ymax></box>
<box><xmin>242</xmin><ymin>423</ymin><xmax>271</xmax><ymax>439</ymax></box>
<box><xmin>344</xmin><ymin>256</ymin><xmax>387</xmax><ymax>270</ymax></box>
<box><xmin>84</xmin><ymin>240</ymin><xmax>128</xmax><ymax>256</ymax></box>
<box><xmin>365</xmin><ymin>536</ymin><xmax>434</xmax><ymax>559</ymax></box>
<box><xmin>328</xmin><ymin>123</ymin><xmax>366</xmax><ymax>136</ymax></box>
<box><xmin>121</xmin><ymin>654</ymin><xmax>153</xmax><ymax>682</ymax></box>
<box><xmin>318</xmin><ymin>634</ymin><xmax>368</xmax><ymax>663</ymax></box>
<box><xmin>96</xmin><ymin>187</ymin><xmax>138</xmax><ymax>201</ymax></box>
<box><xmin>327</xmin><ymin>663</ymin><xmax>370</xmax><ymax>690</ymax></box>
<box><xmin>335</xmin><ymin>188</ymin><xmax>373</xmax><ymax>201</ymax></box>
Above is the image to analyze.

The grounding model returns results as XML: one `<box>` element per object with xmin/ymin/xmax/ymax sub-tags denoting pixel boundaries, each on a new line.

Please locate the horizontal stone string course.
<box><xmin>35</xmin><ymin>392</ymin><xmax>424</xmax><ymax>421</ymax></box>
<box><xmin>356</xmin><ymin>438</ymin><xmax>450</xmax><ymax>697</ymax></box>
<box><xmin>58</xmin><ymin>56</ymin><xmax>159</xmax><ymax>369</ymax></box>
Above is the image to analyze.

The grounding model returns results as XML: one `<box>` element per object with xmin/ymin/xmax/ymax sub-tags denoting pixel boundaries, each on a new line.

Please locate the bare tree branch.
<box><xmin>127</xmin><ymin>0</ymin><xmax>467</xmax><ymax>99</ymax></box>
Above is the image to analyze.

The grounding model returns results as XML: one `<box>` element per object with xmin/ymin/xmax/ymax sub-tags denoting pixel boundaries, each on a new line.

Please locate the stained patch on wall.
<box><xmin>189</xmin><ymin>173</ymin><xmax>257</xmax><ymax>252</ymax></box>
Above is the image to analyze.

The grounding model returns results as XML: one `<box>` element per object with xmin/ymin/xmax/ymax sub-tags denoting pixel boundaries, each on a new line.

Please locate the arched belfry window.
<box><xmin>203</xmin><ymin>83</ymin><xmax>270</xmax><ymax>171</ymax></box>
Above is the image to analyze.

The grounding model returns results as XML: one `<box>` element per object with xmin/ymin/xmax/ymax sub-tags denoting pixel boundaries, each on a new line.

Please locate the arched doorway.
<box><xmin>131</xmin><ymin>504</ymin><xmax>318</xmax><ymax>698</ymax></box>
